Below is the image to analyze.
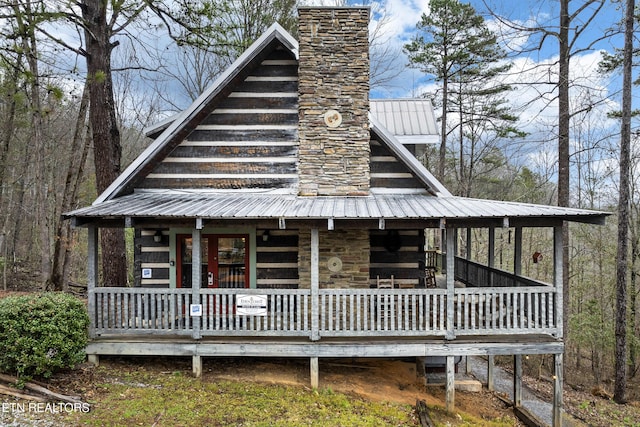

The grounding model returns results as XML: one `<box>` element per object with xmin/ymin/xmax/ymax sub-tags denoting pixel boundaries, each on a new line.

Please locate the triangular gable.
<box><xmin>94</xmin><ymin>23</ymin><xmax>298</xmax><ymax>204</ymax></box>
<box><xmin>369</xmin><ymin>114</ymin><xmax>451</xmax><ymax>197</ymax></box>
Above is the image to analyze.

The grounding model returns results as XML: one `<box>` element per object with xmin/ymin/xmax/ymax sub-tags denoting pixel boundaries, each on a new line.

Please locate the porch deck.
<box><xmin>86</xmin><ymin>334</ymin><xmax>563</xmax><ymax>361</ymax></box>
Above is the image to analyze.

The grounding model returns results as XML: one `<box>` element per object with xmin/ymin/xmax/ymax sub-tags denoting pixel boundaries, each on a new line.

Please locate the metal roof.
<box><xmin>65</xmin><ymin>192</ymin><xmax>608</xmax><ymax>225</ymax></box>
<box><xmin>370</xmin><ymin>99</ymin><xmax>438</xmax><ymax>144</ymax></box>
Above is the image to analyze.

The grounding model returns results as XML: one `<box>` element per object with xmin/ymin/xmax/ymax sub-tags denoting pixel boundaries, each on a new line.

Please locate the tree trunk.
<box><xmin>613</xmin><ymin>0</ymin><xmax>634</xmax><ymax>404</ymax></box>
<box><xmin>439</xmin><ymin>77</ymin><xmax>448</xmax><ymax>182</ymax></box>
<box><xmin>47</xmin><ymin>82</ymin><xmax>91</xmax><ymax>291</ymax></box>
<box><xmin>558</xmin><ymin>0</ymin><xmax>571</xmax><ymax>343</ymax></box>
<box><xmin>82</xmin><ymin>0</ymin><xmax>127</xmax><ymax>287</ymax></box>
<box><xmin>15</xmin><ymin>2</ymin><xmax>51</xmax><ymax>285</ymax></box>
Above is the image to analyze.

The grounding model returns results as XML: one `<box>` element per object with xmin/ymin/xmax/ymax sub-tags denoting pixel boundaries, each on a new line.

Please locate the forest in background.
<box><xmin>0</xmin><ymin>0</ymin><xmax>638</xmax><ymax>401</ymax></box>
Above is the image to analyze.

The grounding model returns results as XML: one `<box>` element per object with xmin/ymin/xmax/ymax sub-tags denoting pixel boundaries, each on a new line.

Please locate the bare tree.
<box><xmin>613</xmin><ymin>0</ymin><xmax>634</xmax><ymax>405</ymax></box>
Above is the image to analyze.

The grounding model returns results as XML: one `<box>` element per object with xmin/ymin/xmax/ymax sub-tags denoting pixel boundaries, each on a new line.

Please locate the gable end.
<box><xmin>136</xmin><ymin>45</ymin><xmax>299</xmax><ymax>192</ymax></box>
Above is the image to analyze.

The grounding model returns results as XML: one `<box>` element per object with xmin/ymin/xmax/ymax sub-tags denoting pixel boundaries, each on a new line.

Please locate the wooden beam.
<box><xmin>192</xmin><ymin>228</ymin><xmax>202</xmax><ymax>340</ymax></box>
<box><xmin>554</xmin><ymin>226</ymin><xmax>564</xmax><ymax>339</ymax></box>
<box><xmin>514</xmin><ymin>355</ymin><xmax>522</xmax><ymax>408</ymax></box>
<box><xmin>311</xmin><ymin>228</ymin><xmax>320</xmax><ymax>341</ymax></box>
<box><xmin>488</xmin><ymin>227</ymin><xmax>495</xmax><ymax>287</ymax></box>
<box><xmin>487</xmin><ymin>355</ymin><xmax>495</xmax><ymax>391</ymax></box>
<box><xmin>514</xmin><ymin>227</ymin><xmax>523</xmax><ymax>277</ymax></box>
<box><xmin>553</xmin><ymin>353</ymin><xmax>563</xmax><ymax>427</ymax></box>
<box><xmin>446</xmin><ymin>355</ymin><xmax>455</xmax><ymax>412</ymax></box>
<box><xmin>446</xmin><ymin>229</ymin><xmax>455</xmax><ymax>340</ymax></box>
<box><xmin>86</xmin><ymin>340</ymin><xmax>565</xmax><ymax>359</ymax></box>
<box><xmin>87</xmin><ymin>354</ymin><xmax>99</xmax><ymax>367</ymax></box>
<box><xmin>466</xmin><ymin>228</ymin><xmax>472</xmax><ymax>260</ymax></box>
<box><xmin>193</xmin><ymin>355</ymin><xmax>202</xmax><ymax>378</ymax></box>
<box><xmin>310</xmin><ymin>357</ymin><xmax>319</xmax><ymax>389</ymax></box>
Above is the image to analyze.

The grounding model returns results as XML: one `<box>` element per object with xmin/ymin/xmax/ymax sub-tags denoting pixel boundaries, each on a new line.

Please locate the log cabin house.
<box><xmin>65</xmin><ymin>7</ymin><xmax>608</xmax><ymax>425</ymax></box>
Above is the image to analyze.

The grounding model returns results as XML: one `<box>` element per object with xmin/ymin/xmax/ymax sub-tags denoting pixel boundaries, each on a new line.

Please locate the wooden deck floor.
<box><xmin>86</xmin><ymin>334</ymin><xmax>563</xmax><ymax>359</ymax></box>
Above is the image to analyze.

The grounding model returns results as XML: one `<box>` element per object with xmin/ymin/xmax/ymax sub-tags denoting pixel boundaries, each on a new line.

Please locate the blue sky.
<box><xmin>336</xmin><ymin>0</ymin><xmax>627</xmax><ymax>205</ymax></box>
<box><xmin>356</xmin><ymin>0</ymin><xmax>626</xmax><ymax>98</ymax></box>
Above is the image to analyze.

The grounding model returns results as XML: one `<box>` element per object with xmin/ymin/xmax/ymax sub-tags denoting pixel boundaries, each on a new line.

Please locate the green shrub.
<box><xmin>0</xmin><ymin>292</ymin><xmax>89</xmax><ymax>382</ymax></box>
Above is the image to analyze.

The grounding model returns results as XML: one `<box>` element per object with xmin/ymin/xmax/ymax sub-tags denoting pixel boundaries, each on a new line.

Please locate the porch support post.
<box><xmin>310</xmin><ymin>357</ymin><xmax>319</xmax><ymax>389</ymax></box>
<box><xmin>445</xmin><ymin>228</ymin><xmax>455</xmax><ymax>340</ymax></box>
<box><xmin>311</xmin><ymin>228</ymin><xmax>320</xmax><ymax>341</ymax></box>
<box><xmin>553</xmin><ymin>353</ymin><xmax>563</xmax><ymax>427</ymax></box>
<box><xmin>514</xmin><ymin>355</ymin><xmax>522</xmax><ymax>408</ymax></box>
<box><xmin>514</xmin><ymin>227</ymin><xmax>523</xmax><ymax>276</ymax></box>
<box><xmin>192</xmin><ymin>227</ymin><xmax>202</xmax><ymax>340</ymax></box>
<box><xmin>553</xmin><ymin>226</ymin><xmax>564</xmax><ymax>338</ymax></box>
<box><xmin>487</xmin><ymin>355</ymin><xmax>495</xmax><ymax>391</ymax></box>
<box><xmin>488</xmin><ymin>227</ymin><xmax>495</xmax><ymax>286</ymax></box>
<box><xmin>87</xmin><ymin>225</ymin><xmax>98</xmax><ymax>339</ymax></box>
<box><xmin>466</xmin><ymin>228</ymin><xmax>472</xmax><ymax>260</ymax></box>
<box><xmin>446</xmin><ymin>355</ymin><xmax>455</xmax><ymax>412</ymax></box>
<box><xmin>192</xmin><ymin>355</ymin><xmax>202</xmax><ymax>378</ymax></box>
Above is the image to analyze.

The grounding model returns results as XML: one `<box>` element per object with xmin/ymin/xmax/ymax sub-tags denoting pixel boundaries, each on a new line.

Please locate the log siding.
<box><xmin>370</xmin><ymin>230</ymin><xmax>425</xmax><ymax>287</ymax></box>
<box><xmin>370</xmin><ymin>139</ymin><xmax>425</xmax><ymax>190</ymax></box>
<box><xmin>256</xmin><ymin>230</ymin><xmax>299</xmax><ymax>289</ymax></box>
<box><xmin>140</xmin><ymin>48</ymin><xmax>298</xmax><ymax>191</ymax></box>
<box><xmin>135</xmin><ymin>229</ymin><xmax>170</xmax><ymax>288</ymax></box>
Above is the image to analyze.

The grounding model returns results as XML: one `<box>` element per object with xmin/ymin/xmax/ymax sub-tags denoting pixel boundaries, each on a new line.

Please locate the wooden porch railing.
<box><xmin>89</xmin><ymin>285</ymin><xmax>558</xmax><ymax>339</ymax></box>
<box><xmin>454</xmin><ymin>257</ymin><xmax>546</xmax><ymax>288</ymax></box>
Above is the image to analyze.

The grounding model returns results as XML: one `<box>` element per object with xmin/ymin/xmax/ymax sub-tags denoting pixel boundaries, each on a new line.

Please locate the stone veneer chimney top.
<box><xmin>297</xmin><ymin>7</ymin><xmax>370</xmax><ymax>197</ymax></box>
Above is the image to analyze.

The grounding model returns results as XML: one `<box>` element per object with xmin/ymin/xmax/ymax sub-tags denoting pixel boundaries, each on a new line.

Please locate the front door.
<box><xmin>177</xmin><ymin>234</ymin><xmax>249</xmax><ymax>289</ymax></box>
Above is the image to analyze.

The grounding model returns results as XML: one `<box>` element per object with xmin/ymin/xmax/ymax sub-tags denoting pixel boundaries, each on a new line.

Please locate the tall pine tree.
<box><xmin>404</xmin><ymin>0</ymin><xmax>522</xmax><ymax>194</ymax></box>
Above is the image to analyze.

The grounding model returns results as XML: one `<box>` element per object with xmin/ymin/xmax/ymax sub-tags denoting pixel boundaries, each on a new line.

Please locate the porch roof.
<box><xmin>65</xmin><ymin>192</ymin><xmax>609</xmax><ymax>226</ymax></box>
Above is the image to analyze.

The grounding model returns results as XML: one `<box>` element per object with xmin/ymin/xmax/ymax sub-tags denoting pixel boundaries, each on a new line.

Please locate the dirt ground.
<box><xmin>45</xmin><ymin>356</ymin><xmax>521</xmax><ymax>425</ymax></box>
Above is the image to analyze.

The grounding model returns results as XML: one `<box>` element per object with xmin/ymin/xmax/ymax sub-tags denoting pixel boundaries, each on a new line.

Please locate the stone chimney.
<box><xmin>297</xmin><ymin>7</ymin><xmax>370</xmax><ymax>196</ymax></box>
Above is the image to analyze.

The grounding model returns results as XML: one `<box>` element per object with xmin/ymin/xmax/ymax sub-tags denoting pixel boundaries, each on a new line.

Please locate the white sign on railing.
<box><xmin>190</xmin><ymin>304</ymin><xmax>202</xmax><ymax>317</ymax></box>
<box><xmin>236</xmin><ymin>294</ymin><xmax>268</xmax><ymax>316</ymax></box>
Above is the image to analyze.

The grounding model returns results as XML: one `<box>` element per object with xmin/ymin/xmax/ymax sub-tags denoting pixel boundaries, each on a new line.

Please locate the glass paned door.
<box><xmin>214</xmin><ymin>237</ymin><xmax>247</xmax><ymax>288</ymax></box>
<box><xmin>177</xmin><ymin>234</ymin><xmax>249</xmax><ymax>289</ymax></box>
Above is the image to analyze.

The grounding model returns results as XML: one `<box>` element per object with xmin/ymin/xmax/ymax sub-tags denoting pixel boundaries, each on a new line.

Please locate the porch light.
<box><xmin>262</xmin><ymin>230</ymin><xmax>270</xmax><ymax>242</ymax></box>
<box><xmin>153</xmin><ymin>230</ymin><xmax>163</xmax><ymax>243</ymax></box>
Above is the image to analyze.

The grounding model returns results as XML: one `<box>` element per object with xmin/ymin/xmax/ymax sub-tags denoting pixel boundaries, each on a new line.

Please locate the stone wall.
<box><xmin>297</xmin><ymin>7</ymin><xmax>370</xmax><ymax>196</ymax></box>
<box><xmin>299</xmin><ymin>229</ymin><xmax>370</xmax><ymax>289</ymax></box>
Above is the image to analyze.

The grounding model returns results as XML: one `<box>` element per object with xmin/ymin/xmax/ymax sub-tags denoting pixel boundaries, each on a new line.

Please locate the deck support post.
<box><xmin>446</xmin><ymin>355</ymin><xmax>455</xmax><ymax>412</ymax></box>
<box><xmin>487</xmin><ymin>355</ymin><xmax>494</xmax><ymax>391</ymax></box>
<box><xmin>87</xmin><ymin>354</ymin><xmax>99</xmax><ymax>367</ymax></box>
<box><xmin>191</xmin><ymin>227</ymin><xmax>202</xmax><ymax>340</ymax></box>
<box><xmin>87</xmin><ymin>225</ymin><xmax>98</xmax><ymax>339</ymax></box>
<box><xmin>488</xmin><ymin>227</ymin><xmax>495</xmax><ymax>286</ymax></box>
<box><xmin>310</xmin><ymin>357</ymin><xmax>319</xmax><ymax>389</ymax></box>
<box><xmin>514</xmin><ymin>227</ymin><xmax>523</xmax><ymax>276</ymax></box>
<box><xmin>553</xmin><ymin>226</ymin><xmax>564</xmax><ymax>338</ymax></box>
<box><xmin>445</xmin><ymin>228</ymin><xmax>455</xmax><ymax>340</ymax></box>
<box><xmin>310</xmin><ymin>228</ymin><xmax>320</xmax><ymax>341</ymax></box>
<box><xmin>553</xmin><ymin>353</ymin><xmax>563</xmax><ymax>427</ymax></box>
<box><xmin>193</xmin><ymin>355</ymin><xmax>202</xmax><ymax>378</ymax></box>
<box><xmin>465</xmin><ymin>228</ymin><xmax>472</xmax><ymax>260</ymax></box>
<box><xmin>514</xmin><ymin>355</ymin><xmax>522</xmax><ymax>408</ymax></box>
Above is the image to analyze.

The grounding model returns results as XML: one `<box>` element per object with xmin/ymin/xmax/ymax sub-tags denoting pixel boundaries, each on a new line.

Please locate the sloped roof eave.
<box><xmin>65</xmin><ymin>192</ymin><xmax>610</xmax><ymax>226</ymax></box>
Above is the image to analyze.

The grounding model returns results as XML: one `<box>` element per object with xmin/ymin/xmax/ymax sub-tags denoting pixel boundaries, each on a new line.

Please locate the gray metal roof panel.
<box><xmin>370</xmin><ymin>99</ymin><xmax>438</xmax><ymax>139</ymax></box>
<box><xmin>65</xmin><ymin>192</ymin><xmax>609</xmax><ymax>225</ymax></box>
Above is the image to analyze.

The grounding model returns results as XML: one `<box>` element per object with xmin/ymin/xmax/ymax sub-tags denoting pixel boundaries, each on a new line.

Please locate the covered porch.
<box><xmin>69</xmin><ymin>193</ymin><xmax>608</xmax><ymax>425</ymax></box>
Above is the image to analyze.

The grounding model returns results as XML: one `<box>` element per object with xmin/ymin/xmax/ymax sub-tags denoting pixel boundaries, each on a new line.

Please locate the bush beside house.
<box><xmin>0</xmin><ymin>292</ymin><xmax>88</xmax><ymax>382</ymax></box>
